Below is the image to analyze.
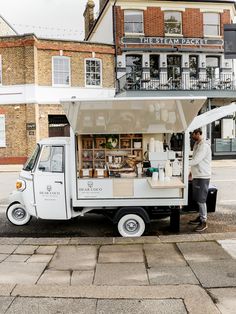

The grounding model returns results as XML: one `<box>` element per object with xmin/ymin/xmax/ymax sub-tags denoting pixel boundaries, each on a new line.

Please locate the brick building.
<box><xmin>86</xmin><ymin>0</ymin><xmax>236</xmax><ymax>155</ymax></box>
<box><xmin>0</xmin><ymin>34</ymin><xmax>115</xmax><ymax>164</ymax></box>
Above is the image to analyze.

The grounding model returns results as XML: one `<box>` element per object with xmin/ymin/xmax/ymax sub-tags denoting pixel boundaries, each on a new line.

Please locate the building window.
<box><xmin>189</xmin><ymin>55</ymin><xmax>199</xmax><ymax>78</ymax></box>
<box><xmin>0</xmin><ymin>114</ymin><xmax>6</xmax><ymax>147</ymax></box>
<box><xmin>85</xmin><ymin>59</ymin><xmax>102</xmax><ymax>87</ymax></box>
<box><xmin>52</xmin><ymin>56</ymin><xmax>70</xmax><ymax>86</ymax></box>
<box><xmin>206</xmin><ymin>56</ymin><xmax>220</xmax><ymax>79</ymax></box>
<box><xmin>164</xmin><ymin>11</ymin><xmax>182</xmax><ymax>35</ymax></box>
<box><xmin>124</xmin><ymin>10</ymin><xmax>144</xmax><ymax>34</ymax></box>
<box><xmin>167</xmin><ymin>55</ymin><xmax>182</xmax><ymax>79</ymax></box>
<box><xmin>150</xmin><ymin>55</ymin><xmax>160</xmax><ymax>79</ymax></box>
<box><xmin>203</xmin><ymin>13</ymin><xmax>220</xmax><ymax>36</ymax></box>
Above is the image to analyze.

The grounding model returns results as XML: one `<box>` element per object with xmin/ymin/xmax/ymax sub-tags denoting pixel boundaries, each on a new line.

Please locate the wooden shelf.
<box><xmin>80</xmin><ymin>134</ymin><xmax>143</xmax><ymax>169</ymax></box>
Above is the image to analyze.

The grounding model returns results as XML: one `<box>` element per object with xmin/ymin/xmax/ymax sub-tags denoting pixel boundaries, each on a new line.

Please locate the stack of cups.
<box><xmin>152</xmin><ymin>171</ymin><xmax>159</xmax><ymax>181</ymax></box>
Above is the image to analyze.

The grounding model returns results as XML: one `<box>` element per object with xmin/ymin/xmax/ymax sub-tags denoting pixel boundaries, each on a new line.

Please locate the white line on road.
<box><xmin>218</xmin><ymin>200</ymin><xmax>236</xmax><ymax>204</ymax></box>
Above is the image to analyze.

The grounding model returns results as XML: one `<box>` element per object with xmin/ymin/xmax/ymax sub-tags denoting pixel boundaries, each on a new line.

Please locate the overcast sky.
<box><xmin>0</xmin><ymin>0</ymin><xmax>99</xmax><ymax>40</ymax></box>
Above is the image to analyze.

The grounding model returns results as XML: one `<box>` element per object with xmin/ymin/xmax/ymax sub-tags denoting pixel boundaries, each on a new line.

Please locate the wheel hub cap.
<box><xmin>12</xmin><ymin>208</ymin><xmax>26</xmax><ymax>220</ymax></box>
<box><xmin>125</xmin><ymin>219</ymin><xmax>139</xmax><ymax>232</ymax></box>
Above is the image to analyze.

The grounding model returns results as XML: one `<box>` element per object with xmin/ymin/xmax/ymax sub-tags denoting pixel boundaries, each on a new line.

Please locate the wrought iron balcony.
<box><xmin>116</xmin><ymin>72</ymin><xmax>236</xmax><ymax>93</ymax></box>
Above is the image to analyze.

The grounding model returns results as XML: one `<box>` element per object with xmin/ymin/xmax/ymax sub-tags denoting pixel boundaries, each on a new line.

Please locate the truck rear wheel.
<box><xmin>117</xmin><ymin>214</ymin><xmax>145</xmax><ymax>237</ymax></box>
<box><xmin>6</xmin><ymin>203</ymin><xmax>31</xmax><ymax>226</ymax></box>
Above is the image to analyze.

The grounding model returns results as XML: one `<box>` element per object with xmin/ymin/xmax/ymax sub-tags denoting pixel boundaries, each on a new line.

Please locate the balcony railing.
<box><xmin>116</xmin><ymin>73</ymin><xmax>236</xmax><ymax>93</ymax></box>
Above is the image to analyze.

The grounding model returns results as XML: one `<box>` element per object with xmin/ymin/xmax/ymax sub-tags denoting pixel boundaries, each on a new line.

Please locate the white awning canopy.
<box><xmin>61</xmin><ymin>97</ymin><xmax>206</xmax><ymax>134</ymax></box>
<box><xmin>188</xmin><ymin>102</ymin><xmax>236</xmax><ymax>132</ymax></box>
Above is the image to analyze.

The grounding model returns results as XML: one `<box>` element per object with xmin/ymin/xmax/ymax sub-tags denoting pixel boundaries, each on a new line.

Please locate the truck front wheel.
<box><xmin>117</xmin><ymin>214</ymin><xmax>145</xmax><ymax>237</ymax></box>
<box><xmin>6</xmin><ymin>203</ymin><xmax>31</xmax><ymax>226</ymax></box>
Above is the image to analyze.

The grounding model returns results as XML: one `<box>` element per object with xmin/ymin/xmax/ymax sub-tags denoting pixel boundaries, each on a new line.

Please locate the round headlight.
<box><xmin>16</xmin><ymin>180</ymin><xmax>26</xmax><ymax>191</ymax></box>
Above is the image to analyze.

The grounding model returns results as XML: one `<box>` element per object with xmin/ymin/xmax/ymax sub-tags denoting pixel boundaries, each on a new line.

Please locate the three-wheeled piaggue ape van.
<box><xmin>7</xmin><ymin>97</ymin><xmax>236</xmax><ymax>237</ymax></box>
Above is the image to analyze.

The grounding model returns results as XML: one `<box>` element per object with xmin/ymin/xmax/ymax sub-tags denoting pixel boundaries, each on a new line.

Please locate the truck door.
<box><xmin>33</xmin><ymin>145</ymin><xmax>67</xmax><ymax>219</ymax></box>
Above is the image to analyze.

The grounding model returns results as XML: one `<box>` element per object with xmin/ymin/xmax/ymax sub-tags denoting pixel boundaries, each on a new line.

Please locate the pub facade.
<box><xmin>86</xmin><ymin>0</ymin><xmax>236</xmax><ymax>154</ymax></box>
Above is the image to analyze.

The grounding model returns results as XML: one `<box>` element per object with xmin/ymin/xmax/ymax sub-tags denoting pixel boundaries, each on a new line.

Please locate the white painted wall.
<box><xmin>0</xmin><ymin>16</ymin><xmax>17</xmax><ymax>36</ymax></box>
<box><xmin>89</xmin><ymin>4</ymin><xmax>114</xmax><ymax>44</ymax></box>
<box><xmin>0</xmin><ymin>85</ymin><xmax>115</xmax><ymax>104</ymax></box>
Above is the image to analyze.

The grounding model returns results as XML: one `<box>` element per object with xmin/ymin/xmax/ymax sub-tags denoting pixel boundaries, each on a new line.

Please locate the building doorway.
<box><xmin>167</xmin><ymin>55</ymin><xmax>182</xmax><ymax>88</ymax></box>
<box><xmin>48</xmin><ymin>115</ymin><xmax>70</xmax><ymax>137</ymax></box>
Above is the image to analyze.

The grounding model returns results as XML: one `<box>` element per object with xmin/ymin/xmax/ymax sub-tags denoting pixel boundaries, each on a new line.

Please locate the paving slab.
<box><xmin>114</xmin><ymin>236</ymin><xmax>160</xmax><ymax>244</ymax></box>
<box><xmin>189</xmin><ymin>260</ymin><xmax>236</xmax><ymax>288</ymax></box>
<box><xmin>177</xmin><ymin>241</ymin><xmax>232</xmax><ymax>262</ymax></box>
<box><xmin>5</xmin><ymin>255</ymin><xmax>30</xmax><ymax>263</ymax></box>
<box><xmin>13</xmin><ymin>245</ymin><xmax>38</xmax><ymax>255</ymax></box>
<box><xmin>96</xmin><ymin>299</ymin><xmax>187</xmax><ymax>314</ymax></box>
<box><xmin>202</xmin><ymin>233</ymin><xmax>236</xmax><ymax>241</ymax></box>
<box><xmin>0</xmin><ymin>262</ymin><xmax>47</xmax><ymax>284</ymax></box>
<box><xmin>27</xmin><ymin>254</ymin><xmax>53</xmax><ymax>263</ymax></box>
<box><xmin>0</xmin><ymin>285</ymin><xmax>15</xmax><ymax>296</ymax></box>
<box><xmin>49</xmin><ymin>245</ymin><xmax>97</xmax><ymax>271</ymax></box>
<box><xmin>144</xmin><ymin>243</ymin><xmax>186</xmax><ymax>267</ymax></box>
<box><xmin>159</xmin><ymin>234</ymin><xmax>204</xmax><ymax>243</ymax></box>
<box><xmin>11</xmin><ymin>285</ymin><xmax>219</xmax><ymax>314</ymax></box>
<box><xmin>98</xmin><ymin>244</ymin><xmax>144</xmax><ymax>263</ymax></box>
<box><xmin>69</xmin><ymin>237</ymin><xmax>113</xmax><ymax>245</ymax></box>
<box><xmin>0</xmin><ymin>238</ymin><xmax>25</xmax><ymax>245</ymax></box>
<box><xmin>0</xmin><ymin>245</ymin><xmax>17</xmax><ymax>254</ymax></box>
<box><xmin>71</xmin><ymin>270</ymin><xmax>94</xmax><ymax>286</ymax></box>
<box><xmin>5</xmin><ymin>297</ymin><xmax>96</xmax><ymax>314</ymax></box>
<box><xmin>37</xmin><ymin>270</ymin><xmax>70</xmax><ymax>286</ymax></box>
<box><xmin>148</xmin><ymin>265</ymin><xmax>199</xmax><ymax>285</ymax></box>
<box><xmin>0</xmin><ymin>254</ymin><xmax>8</xmax><ymax>262</ymax></box>
<box><xmin>36</xmin><ymin>245</ymin><xmax>57</xmax><ymax>255</ymax></box>
<box><xmin>0</xmin><ymin>297</ymin><xmax>14</xmax><ymax>313</ymax></box>
<box><xmin>22</xmin><ymin>238</ymin><xmax>70</xmax><ymax>245</ymax></box>
<box><xmin>94</xmin><ymin>263</ymin><xmax>148</xmax><ymax>286</ymax></box>
<box><xmin>208</xmin><ymin>288</ymin><xmax>236</xmax><ymax>314</ymax></box>
<box><xmin>218</xmin><ymin>239</ymin><xmax>236</xmax><ymax>259</ymax></box>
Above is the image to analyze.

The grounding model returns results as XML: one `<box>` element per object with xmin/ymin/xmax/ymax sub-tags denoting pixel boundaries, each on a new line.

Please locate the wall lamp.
<box><xmin>162</xmin><ymin>61</ymin><xmax>166</xmax><ymax>67</ymax></box>
<box><xmin>202</xmin><ymin>62</ymin><xmax>205</xmax><ymax>67</ymax></box>
<box><xmin>118</xmin><ymin>61</ymin><xmax>122</xmax><ymax>67</ymax></box>
<box><xmin>185</xmin><ymin>62</ymin><xmax>188</xmax><ymax>67</ymax></box>
<box><xmin>145</xmin><ymin>61</ymin><xmax>149</xmax><ymax>67</ymax></box>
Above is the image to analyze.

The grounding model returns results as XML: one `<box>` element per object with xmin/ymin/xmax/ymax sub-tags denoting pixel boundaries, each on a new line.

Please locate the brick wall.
<box><xmin>115</xmin><ymin>7</ymin><xmax>231</xmax><ymax>53</ymax></box>
<box><xmin>0</xmin><ymin>35</ymin><xmax>115</xmax><ymax>87</ymax></box>
<box><xmin>0</xmin><ymin>104</ymin><xmax>28</xmax><ymax>163</ymax></box>
<box><xmin>37</xmin><ymin>50</ymin><xmax>115</xmax><ymax>88</ymax></box>
<box><xmin>183</xmin><ymin>9</ymin><xmax>203</xmax><ymax>38</ymax></box>
<box><xmin>144</xmin><ymin>7</ymin><xmax>164</xmax><ymax>37</ymax></box>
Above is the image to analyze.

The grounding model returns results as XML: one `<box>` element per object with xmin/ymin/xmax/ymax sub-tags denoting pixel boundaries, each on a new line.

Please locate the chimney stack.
<box><xmin>84</xmin><ymin>0</ymin><xmax>95</xmax><ymax>39</ymax></box>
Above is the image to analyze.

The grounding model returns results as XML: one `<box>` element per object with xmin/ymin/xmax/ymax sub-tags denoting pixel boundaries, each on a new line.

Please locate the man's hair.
<box><xmin>193</xmin><ymin>128</ymin><xmax>202</xmax><ymax>135</ymax></box>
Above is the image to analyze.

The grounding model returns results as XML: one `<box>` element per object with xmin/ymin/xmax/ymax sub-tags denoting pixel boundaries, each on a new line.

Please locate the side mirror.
<box><xmin>38</xmin><ymin>166</ymin><xmax>46</xmax><ymax>172</ymax></box>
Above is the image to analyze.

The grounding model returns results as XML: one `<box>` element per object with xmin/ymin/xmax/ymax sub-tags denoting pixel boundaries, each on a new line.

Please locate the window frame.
<box><xmin>84</xmin><ymin>58</ymin><xmax>102</xmax><ymax>88</ymax></box>
<box><xmin>164</xmin><ymin>11</ymin><xmax>182</xmax><ymax>36</ymax></box>
<box><xmin>52</xmin><ymin>56</ymin><xmax>71</xmax><ymax>87</ymax></box>
<box><xmin>0</xmin><ymin>114</ymin><xmax>6</xmax><ymax>148</ymax></box>
<box><xmin>203</xmin><ymin>12</ymin><xmax>220</xmax><ymax>37</ymax></box>
<box><xmin>124</xmin><ymin>10</ymin><xmax>144</xmax><ymax>34</ymax></box>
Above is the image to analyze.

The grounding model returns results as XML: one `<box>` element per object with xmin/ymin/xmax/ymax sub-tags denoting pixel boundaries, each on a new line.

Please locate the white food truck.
<box><xmin>7</xmin><ymin>97</ymin><xmax>236</xmax><ymax>237</ymax></box>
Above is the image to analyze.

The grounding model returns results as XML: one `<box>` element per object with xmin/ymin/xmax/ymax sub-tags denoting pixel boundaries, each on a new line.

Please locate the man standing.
<box><xmin>188</xmin><ymin>128</ymin><xmax>212</xmax><ymax>232</ymax></box>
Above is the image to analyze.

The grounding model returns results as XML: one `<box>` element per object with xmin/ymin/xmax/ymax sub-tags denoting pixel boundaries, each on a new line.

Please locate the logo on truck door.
<box><xmin>47</xmin><ymin>185</ymin><xmax>52</xmax><ymax>192</ymax></box>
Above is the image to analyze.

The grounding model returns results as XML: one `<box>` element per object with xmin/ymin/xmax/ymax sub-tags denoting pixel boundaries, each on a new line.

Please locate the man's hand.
<box><xmin>188</xmin><ymin>172</ymin><xmax>192</xmax><ymax>181</ymax></box>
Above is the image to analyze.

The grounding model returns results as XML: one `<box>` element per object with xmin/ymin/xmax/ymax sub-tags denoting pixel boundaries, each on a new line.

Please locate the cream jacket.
<box><xmin>189</xmin><ymin>140</ymin><xmax>212</xmax><ymax>179</ymax></box>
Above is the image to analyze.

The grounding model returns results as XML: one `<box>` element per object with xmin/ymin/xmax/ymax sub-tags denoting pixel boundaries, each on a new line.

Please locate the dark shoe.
<box><xmin>195</xmin><ymin>221</ymin><xmax>208</xmax><ymax>232</ymax></box>
<box><xmin>188</xmin><ymin>216</ymin><xmax>201</xmax><ymax>225</ymax></box>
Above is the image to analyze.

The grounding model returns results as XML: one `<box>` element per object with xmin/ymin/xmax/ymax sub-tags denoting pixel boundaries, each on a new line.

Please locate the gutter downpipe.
<box><xmin>112</xmin><ymin>0</ymin><xmax>118</xmax><ymax>94</ymax></box>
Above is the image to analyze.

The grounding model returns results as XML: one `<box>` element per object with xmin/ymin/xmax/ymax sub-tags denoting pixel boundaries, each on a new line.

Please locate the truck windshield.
<box><xmin>23</xmin><ymin>145</ymin><xmax>40</xmax><ymax>171</ymax></box>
